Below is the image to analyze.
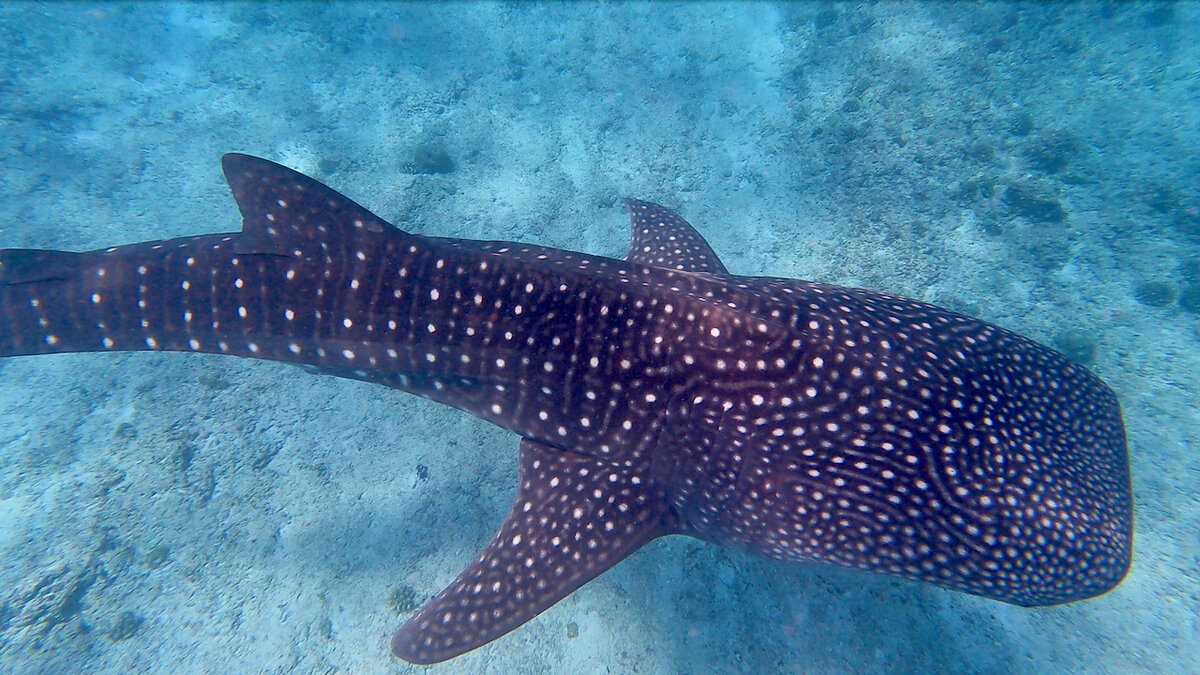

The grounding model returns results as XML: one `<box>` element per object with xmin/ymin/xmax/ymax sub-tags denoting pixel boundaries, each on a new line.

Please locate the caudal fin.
<box><xmin>0</xmin><ymin>248</ymin><xmax>121</xmax><ymax>357</ymax></box>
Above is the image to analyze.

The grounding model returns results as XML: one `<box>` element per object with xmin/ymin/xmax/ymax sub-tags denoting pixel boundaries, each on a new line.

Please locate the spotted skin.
<box><xmin>0</xmin><ymin>155</ymin><xmax>1132</xmax><ymax>664</ymax></box>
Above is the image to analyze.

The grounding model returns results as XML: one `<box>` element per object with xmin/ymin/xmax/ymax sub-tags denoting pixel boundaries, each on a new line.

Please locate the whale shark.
<box><xmin>0</xmin><ymin>154</ymin><xmax>1132</xmax><ymax>663</ymax></box>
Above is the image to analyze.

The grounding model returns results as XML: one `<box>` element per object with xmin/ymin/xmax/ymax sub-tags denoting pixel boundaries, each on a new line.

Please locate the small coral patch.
<box><xmin>107</xmin><ymin>611</ymin><xmax>143</xmax><ymax>641</ymax></box>
<box><xmin>389</xmin><ymin>585</ymin><xmax>421</xmax><ymax>614</ymax></box>
<box><xmin>1052</xmin><ymin>329</ymin><xmax>1098</xmax><ymax>366</ymax></box>
<box><xmin>1133</xmin><ymin>281</ymin><xmax>1176</xmax><ymax>308</ymax></box>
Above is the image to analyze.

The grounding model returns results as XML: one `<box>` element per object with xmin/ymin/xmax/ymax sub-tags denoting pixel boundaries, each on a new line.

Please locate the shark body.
<box><xmin>0</xmin><ymin>155</ymin><xmax>1132</xmax><ymax>663</ymax></box>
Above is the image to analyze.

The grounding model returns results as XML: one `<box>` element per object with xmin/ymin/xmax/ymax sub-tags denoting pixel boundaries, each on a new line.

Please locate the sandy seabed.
<box><xmin>1</xmin><ymin>3</ymin><xmax>1196</xmax><ymax>674</ymax></box>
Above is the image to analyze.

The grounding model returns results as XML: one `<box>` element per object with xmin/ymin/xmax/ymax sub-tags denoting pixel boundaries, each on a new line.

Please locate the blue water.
<box><xmin>1</xmin><ymin>2</ymin><xmax>1196</xmax><ymax>673</ymax></box>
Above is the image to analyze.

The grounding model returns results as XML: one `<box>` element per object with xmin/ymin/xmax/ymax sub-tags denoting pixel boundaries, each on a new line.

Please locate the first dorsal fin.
<box><xmin>390</xmin><ymin>438</ymin><xmax>675</xmax><ymax>664</ymax></box>
<box><xmin>622</xmin><ymin>198</ymin><xmax>729</xmax><ymax>275</ymax></box>
<box><xmin>220</xmin><ymin>153</ymin><xmax>398</xmax><ymax>253</ymax></box>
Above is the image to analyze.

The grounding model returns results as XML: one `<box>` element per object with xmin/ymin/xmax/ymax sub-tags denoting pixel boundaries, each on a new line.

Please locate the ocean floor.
<box><xmin>0</xmin><ymin>3</ymin><xmax>1197</xmax><ymax>673</ymax></box>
